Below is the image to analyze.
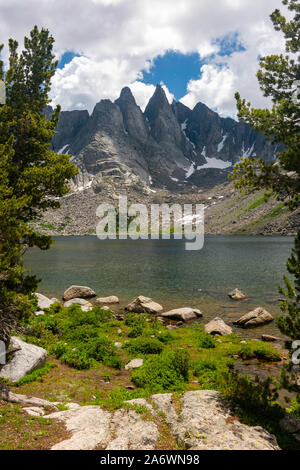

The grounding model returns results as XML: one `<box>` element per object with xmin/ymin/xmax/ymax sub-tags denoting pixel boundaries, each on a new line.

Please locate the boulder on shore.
<box><xmin>204</xmin><ymin>317</ymin><xmax>233</xmax><ymax>336</ymax></box>
<box><xmin>233</xmin><ymin>307</ymin><xmax>274</xmax><ymax>329</ymax></box>
<box><xmin>95</xmin><ymin>296</ymin><xmax>119</xmax><ymax>305</ymax></box>
<box><xmin>161</xmin><ymin>308</ymin><xmax>202</xmax><ymax>322</ymax></box>
<box><xmin>63</xmin><ymin>285</ymin><xmax>96</xmax><ymax>301</ymax></box>
<box><xmin>228</xmin><ymin>288</ymin><xmax>247</xmax><ymax>301</ymax></box>
<box><xmin>125</xmin><ymin>296</ymin><xmax>163</xmax><ymax>314</ymax></box>
<box><xmin>35</xmin><ymin>293</ymin><xmax>57</xmax><ymax>310</ymax></box>
<box><xmin>64</xmin><ymin>298</ymin><xmax>92</xmax><ymax>308</ymax></box>
<box><xmin>0</xmin><ymin>337</ymin><xmax>47</xmax><ymax>383</ymax></box>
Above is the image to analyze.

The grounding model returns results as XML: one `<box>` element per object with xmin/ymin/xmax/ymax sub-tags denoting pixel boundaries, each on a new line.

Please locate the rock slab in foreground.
<box><xmin>45</xmin><ymin>390</ymin><xmax>280</xmax><ymax>450</ymax></box>
<box><xmin>204</xmin><ymin>317</ymin><xmax>233</xmax><ymax>336</ymax></box>
<box><xmin>234</xmin><ymin>307</ymin><xmax>274</xmax><ymax>328</ymax></box>
<box><xmin>161</xmin><ymin>308</ymin><xmax>202</xmax><ymax>322</ymax></box>
<box><xmin>63</xmin><ymin>285</ymin><xmax>97</xmax><ymax>301</ymax></box>
<box><xmin>125</xmin><ymin>296</ymin><xmax>163</xmax><ymax>314</ymax></box>
<box><xmin>0</xmin><ymin>337</ymin><xmax>47</xmax><ymax>383</ymax></box>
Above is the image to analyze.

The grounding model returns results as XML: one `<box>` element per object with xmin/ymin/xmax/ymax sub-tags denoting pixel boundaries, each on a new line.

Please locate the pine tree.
<box><xmin>231</xmin><ymin>0</ymin><xmax>300</xmax><ymax>411</ymax></box>
<box><xmin>0</xmin><ymin>26</ymin><xmax>78</xmax><ymax>348</ymax></box>
<box><xmin>277</xmin><ymin>233</ymin><xmax>300</xmax><ymax>341</ymax></box>
<box><xmin>231</xmin><ymin>0</ymin><xmax>300</xmax><ymax>210</ymax></box>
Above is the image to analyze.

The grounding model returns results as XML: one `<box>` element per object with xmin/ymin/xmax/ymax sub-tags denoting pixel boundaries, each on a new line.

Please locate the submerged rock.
<box><xmin>63</xmin><ymin>285</ymin><xmax>97</xmax><ymax>301</ymax></box>
<box><xmin>161</xmin><ymin>308</ymin><xmax>202</xmax><ymax>322</ymax></box>
<box><xmin>234</xmin><ymin>307</ymin><xmax>274</xmax><ymax>328</ymax></box>
<box><xmin>125</xmin><ymin>296</ymin><xmax>163</xmax><ymax>314</ymax></box>
<box><xmin>228</xmin><ymin>288</ymin><xmax>247</xmax><ymax>301</ymax></box>
<box><xmin>204</xmin><ymin>317</ymin><xmax>232</xmax><ymax>336</ymax></box>
<box><xmin>0</xmin><ymin>337</ymin><xmax>47</xmax><ymax>383</ymax></box>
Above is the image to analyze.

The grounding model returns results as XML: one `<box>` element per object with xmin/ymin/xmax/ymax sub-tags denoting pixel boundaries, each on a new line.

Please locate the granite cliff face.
<box><xmin>49</xmin><ymin>85</ymin><xmax>279</xmax><ymax>191</ymax></box>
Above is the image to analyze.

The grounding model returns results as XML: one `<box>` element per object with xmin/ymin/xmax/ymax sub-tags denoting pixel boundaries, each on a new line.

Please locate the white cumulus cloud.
<box><xmin>0</xmin><ymin>0</ymin><xmax>288</xmax><ymax>115</ymax></box>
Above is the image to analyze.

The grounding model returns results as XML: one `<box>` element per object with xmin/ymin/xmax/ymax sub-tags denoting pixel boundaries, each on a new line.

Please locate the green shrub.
<box><xmin>198</xmin><ymin>334</ymin><xmax>216</xmax><ymax>349</ymax></box>
<box><xmin>123</xmin><ymin>337</ymin><xmax>164</xmax><ymax>355</ymax></box>
<box><xmin>239</xmin><ymin>342</ymin><xmax>281</xmax><ymax>362</ymax></box>
<box><xmin>124</xmin><ymin>313</ymin><xmax>147</xmax><ymax>329</ymax></box>
<box><xmin>192</xmin><ymin>359</ymin><xmax>218</xmax><ymax>376</ymax></box>
<box><xmin>288</xmin><ymin>398</ymin><xmax>300</xmax><ymax>420</ymax></box>
<box><xmin>156</xmin><ymin>332</ymin><xmax>174</xmax><ymax>344</ymax></box>
<box><xmin>14</xmin><ymin>361</ymin><xmax>56</xmax><ymax>386</ymax></box>
<box><xmin>128</xmin><ymin>325</ymin><xmax>144</xmax><ymax>338</ymax></box>
<box><xmin>50</xmin><ymin>335</ymin><xmax>121</xmax><ymax>370</ymax></box>
<box><xmin>131</xmin><ymin>349</ymin><xmax>190</xmax><ymax>392</ymax></box>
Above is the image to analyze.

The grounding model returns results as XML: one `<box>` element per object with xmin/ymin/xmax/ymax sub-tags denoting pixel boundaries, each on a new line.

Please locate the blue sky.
<box><xmin>1</xmin><ymin>0</ymin><xmax>284</xmax><ymax>115</ymax></box>
<box><xmin>57</xmin><ymin>33</ymin><xmax>246</xmax><ymax>102</ymax></box>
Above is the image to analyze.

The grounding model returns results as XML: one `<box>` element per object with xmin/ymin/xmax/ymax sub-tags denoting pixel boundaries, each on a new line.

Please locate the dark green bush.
<box><xmin>123</xmin><ymin>337</ymin><xmax>164</xmax><ymax>355</ymax></box>
<box><xmin>156</xmin><ymin>331</ymin><xmax>174</xmax><ymax>344</ymax></box>
<box><xmin>198</xmin><ymin>334</ymin><xmax>216</xmax><ymax>349</ymax></box>
<box><xmin>128</xmin><ymin>325</ymin><xmax>144</xmax><ymax>338</ymax></box>
<box><xmin>131</xmin><ymin>349</ymin><xmax>191</xmax><ymax>392</ymax></box>
<box><xmin>124</xmin><ymin>313</ymin><xmax>147</xmax><ymax>329</ymax></box>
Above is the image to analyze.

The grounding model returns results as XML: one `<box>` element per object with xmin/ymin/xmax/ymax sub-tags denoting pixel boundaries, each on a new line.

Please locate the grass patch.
<box><xmin>14</xmin><ymin>361</ymin><xmax>56</xmax><ymax>386</ymax></box>
<box><xmin>244</xmin><ymin>193</ymin><xmax>271</xmax><ymax>212</ymax></box>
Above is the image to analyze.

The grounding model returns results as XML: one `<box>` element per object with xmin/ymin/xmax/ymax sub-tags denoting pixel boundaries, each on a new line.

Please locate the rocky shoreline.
<box><xmin>1</xmin><ymin>285</ymin><xmax>299</xmax><ymax>450</ymax></box>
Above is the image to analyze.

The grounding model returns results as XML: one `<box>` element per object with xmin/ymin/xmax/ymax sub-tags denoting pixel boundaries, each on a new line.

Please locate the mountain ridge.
<box><xmin>48</xmin><ymin>85</ymin><xmax>280</xmax><ymax>192</ymax></box>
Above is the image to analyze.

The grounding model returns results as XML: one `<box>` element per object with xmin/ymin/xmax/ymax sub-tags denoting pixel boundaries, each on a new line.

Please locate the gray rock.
<box><xmin>125</xmin><ymin>358</ymin><xmax>143</xmax><ymax>370</ymax></box>
<box><xmin>228</xmin><ymin>288</ymin><xmax>247</xmax><ymax>301</ymax></box>
<box><xmin>234</xmin><ymin>307</ymin><xmax>274</xmax><ymax>328</ymax></box>
<box><xmin>95</xmin><ymin>296</ymin><xmax>119</xmax><ymax>305</ymax></box>
<box><xmin>261</xmin><ymin>334</ymin><xmax>281</xmax><ymax>342</ymax></box>
<box><xmin>35</xmin><ymin>292</ymin><xmax>57</xmax><ymax>310</ymax></box>
<box><xmin>63</xmin><ymin>285</ymin><xmax>96</xmax><ymax>301</ymax></box>
<box><xmin>35</xmin><ymin>311</ymin><xmax>45</xmax><ymax>316</ymax></box>
<box><xmin>0</xmin><ymin>337</ymin><xmax>47</xmax><ymax>383</ymax></box>
<box><xmin>204</xmin><ymin>317</ymin><xmax>233</xmax><ymax>336</ymax></box>
<box><xmin>23</xmin><ymin>407</ymin><xmax>45</xmax><ymax>417</ymax></box>
<box><xmin>26</xmin><ymin>390</ymin><xmax>280</xmax><ymax>450</ymax></box>
<box><xmin>176</xmin><ymin>390</ymin><xmax>279</xmax><ymax>450</ymax></box>
<box><xmin>64</xmin><ymin>298</ymin><xmax>92</xmax><ymax>308</ymax></box>
<box><xmin>161</xmin><ymin>308</ymin><xmax>202</xmax><ymax>322</ymax></box>
<box><xmin>125</xmin><ymin>296</ymin><xmax>163</xmax><ymax>314</ymax></box>
<box><xmin>279</xmin><ymin>414</ymin><xmax>300</xmax><ymax>443</ymax></box>
<box><xmin>47</xmin><ymin>405</ymin><xmax>158</xmax><ymax>450</ymax></box>
<box><xmin>0</xmin><ymin>390</ymin><xmax>58</xmax><ymax>410</ymax></box>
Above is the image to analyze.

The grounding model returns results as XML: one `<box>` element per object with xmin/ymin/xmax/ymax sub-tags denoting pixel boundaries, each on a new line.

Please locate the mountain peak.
<box><xmin>116</xmin><ymin>86</ymin><xmax>137</xmax><ymax>106</ymax></box>
<box><xmin>144</xmin><ymin>84</ymin><xmax>170</xmax><ymax>124</ymax></box>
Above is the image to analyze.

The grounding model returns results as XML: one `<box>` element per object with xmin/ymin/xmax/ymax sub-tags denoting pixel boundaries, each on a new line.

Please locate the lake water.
<box><xmin>24</xmin><ymin>235</ymin><xmax>294</xmax><ymax>338</ymax></box>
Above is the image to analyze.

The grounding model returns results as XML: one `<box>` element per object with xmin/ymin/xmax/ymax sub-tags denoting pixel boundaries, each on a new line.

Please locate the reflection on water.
<box><xmin>24</xmin><ymin>235</ymin><xmax>294</xmax><ymax>339</ymax></box>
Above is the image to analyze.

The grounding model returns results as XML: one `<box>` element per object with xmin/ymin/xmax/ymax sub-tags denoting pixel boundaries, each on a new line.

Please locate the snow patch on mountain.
<box><xmin>197</xmin><ymin>157</ymin><xmax>232</xmax><ymax>170</ymax></box>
